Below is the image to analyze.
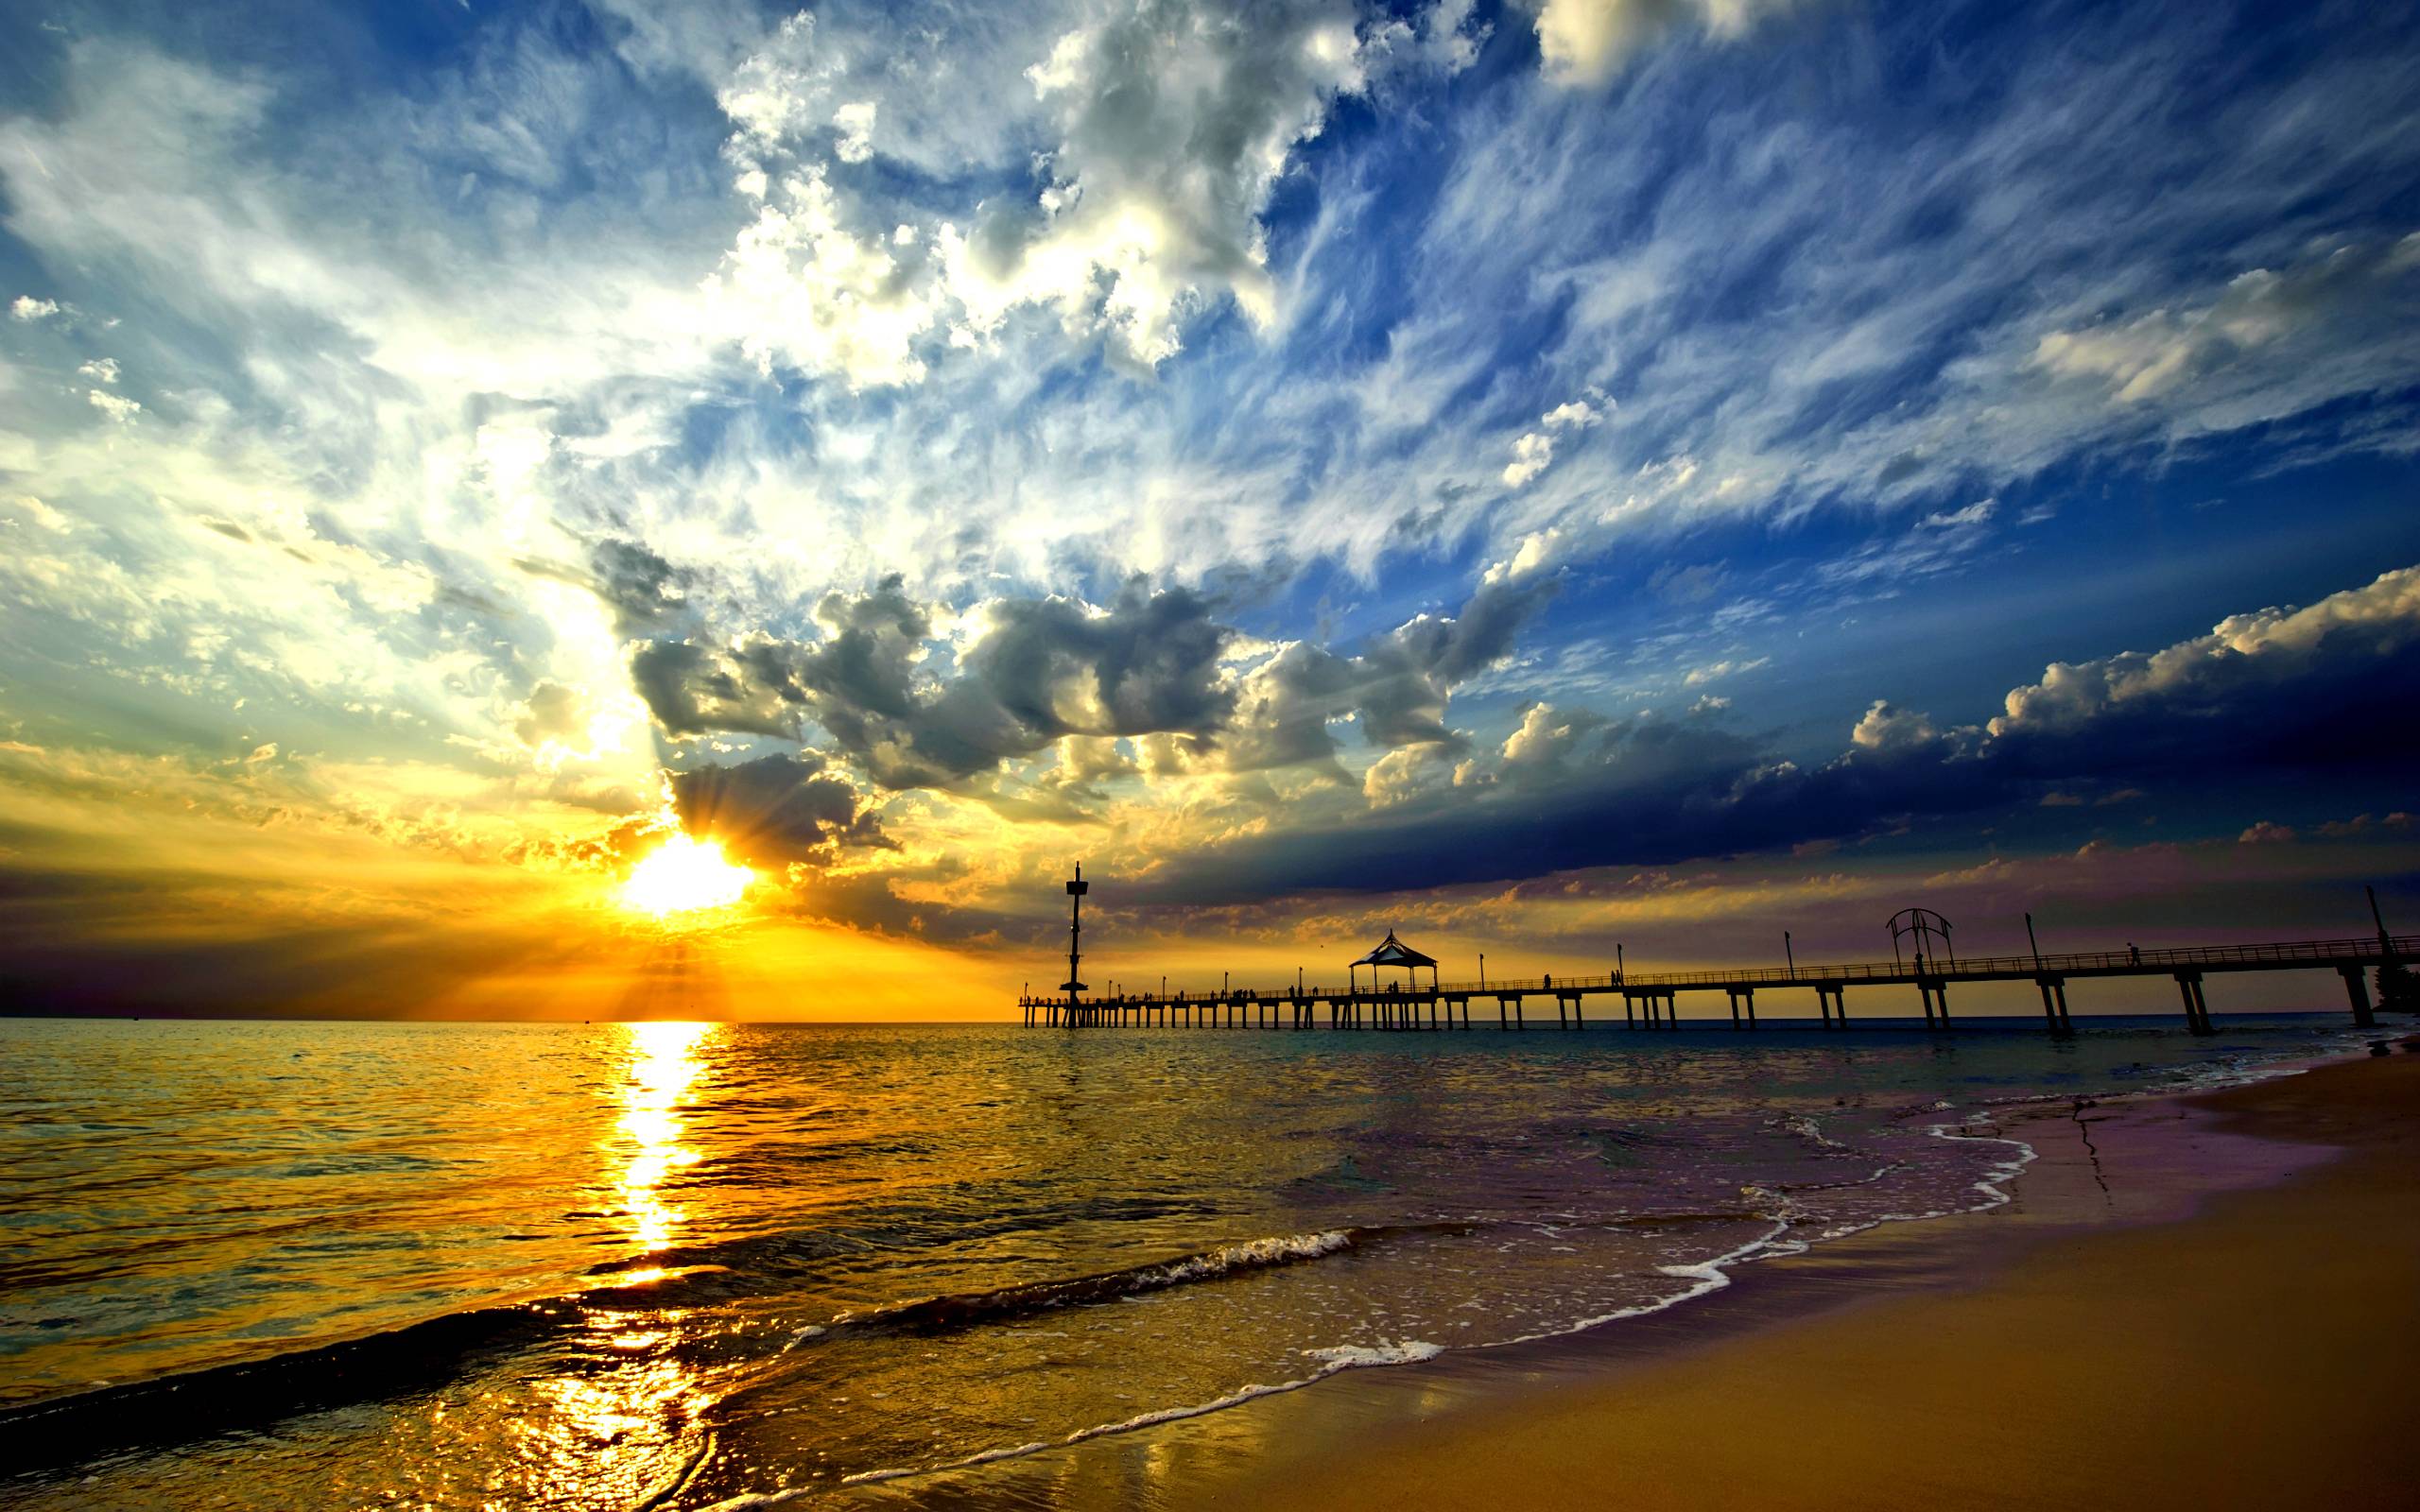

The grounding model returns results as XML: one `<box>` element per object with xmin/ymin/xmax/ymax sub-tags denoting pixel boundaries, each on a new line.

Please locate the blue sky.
<box><xmin>2</xmin><ymin>0</ymin><xmax>2416</xmax><ymax>1012</ymax></box>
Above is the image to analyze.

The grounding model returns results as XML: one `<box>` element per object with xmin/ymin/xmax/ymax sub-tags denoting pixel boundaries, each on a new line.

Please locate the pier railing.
<box><xmin>1026</xmin><ymin>935</ymin><xmax>2414</xmax><ymax>1005</ymax></box>
<box><xmin>1421</xmin><ymin>934</ymin><xmax>2420</xmax><ymax>993</ymax></box>
<box><xmin>1020</xmin><ymin>932</ymin><xmax>2411</xmax><ymax>1034</ymax></box>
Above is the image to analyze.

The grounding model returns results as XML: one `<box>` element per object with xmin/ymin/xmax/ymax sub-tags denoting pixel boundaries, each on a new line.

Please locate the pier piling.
<box><xmin>2176</xmin><ymin>971</ymin><xmax>2214</xmax><ymax>1035</ymax></box>
<box><xmin>2341</xmin><ymin>965</ymin><xmax>2377</xmax><ymax>1028</ymax></box>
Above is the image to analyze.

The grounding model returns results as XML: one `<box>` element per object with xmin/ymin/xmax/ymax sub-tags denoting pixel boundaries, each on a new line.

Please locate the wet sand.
<box><xmin>854</xmin><ymin>1040</ymin><xmax>2420</xmax><ymax>1511</ymax></box>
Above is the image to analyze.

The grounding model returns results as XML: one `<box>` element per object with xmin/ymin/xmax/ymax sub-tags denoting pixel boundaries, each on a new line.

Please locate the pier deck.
<box><xmin>1018</xmin><ymin>934</ymin><xmax>2415</xmax><ymax>1036</ymax></box>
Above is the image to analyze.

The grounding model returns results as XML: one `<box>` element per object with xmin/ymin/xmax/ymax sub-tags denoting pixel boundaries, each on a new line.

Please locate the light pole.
<box><xmin>1616</xmin><ymin>943</ymin><xmax>1624</xmax><ymax>983</ymax></box>
<box><xmin>1063</xmin><ymin>864</ymin><xmax>1088</xmax><ymax>1028</ymax></box>
<box><xmin>1479</xmin><ymin>952</ymin><xmax>1486</xmax><ymax>989</ymax></box>
<box><xmin>1784</xmin><ymin>930</ymin><xmax>1795</xmax><ymax>980</ymax></box>
<box><xmin>2026</xmin><ymin>911</ymin><xmax>2041</xmax><ymax>970</ymax></box>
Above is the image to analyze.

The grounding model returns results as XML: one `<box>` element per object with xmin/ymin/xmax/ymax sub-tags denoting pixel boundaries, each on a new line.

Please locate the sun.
<box><xmin>620</xmin><ymin>833</ymin><xmax>753</xmax><ymax>916</ymax></box>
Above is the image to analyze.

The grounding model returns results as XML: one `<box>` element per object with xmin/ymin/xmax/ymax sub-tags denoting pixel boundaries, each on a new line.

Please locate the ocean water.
<box><xmin>0</xmin><ymin>1012</ymin><xmax>2381</xmax><ymax>1509</ymax></box>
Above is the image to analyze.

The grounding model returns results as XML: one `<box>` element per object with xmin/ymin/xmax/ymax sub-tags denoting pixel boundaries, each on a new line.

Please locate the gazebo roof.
<box><xmin>1350</xmin><ymin>929</ymin><xmax>1438</xmax><ymax>969</ymax></box>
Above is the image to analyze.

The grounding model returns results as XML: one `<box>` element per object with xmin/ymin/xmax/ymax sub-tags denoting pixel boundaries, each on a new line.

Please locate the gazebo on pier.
<box><xmin>1349</xmin><ymin>929</ymin><xmax>1440</xmax><ymax>994</ymax></box>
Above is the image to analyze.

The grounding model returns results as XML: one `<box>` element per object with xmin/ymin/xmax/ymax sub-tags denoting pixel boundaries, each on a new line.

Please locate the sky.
<box><xmin>2</xmin><ymin>0</ymin><xmax>2416</xmax><ymax>1019</ymax></box>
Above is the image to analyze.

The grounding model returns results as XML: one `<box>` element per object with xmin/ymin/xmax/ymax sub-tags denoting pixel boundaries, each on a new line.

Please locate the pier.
<box><xmin>1021</xmin><ymin>934</ymin><xmax>2416</xmax><ymax>1037</ymax></box>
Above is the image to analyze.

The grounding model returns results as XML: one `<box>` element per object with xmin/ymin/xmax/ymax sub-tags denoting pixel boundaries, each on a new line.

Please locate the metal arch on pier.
<box><xmin>1018</xmin><ymin>933</ymin><xmax>2418</xmax><ymax>1035</ymax></box>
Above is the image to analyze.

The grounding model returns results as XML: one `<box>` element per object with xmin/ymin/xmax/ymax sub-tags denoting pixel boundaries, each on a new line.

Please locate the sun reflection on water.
<box><xmin>510</xmin><ymin>1021</ymin><xmax>723</xmax><ymax>1502</ymax></box>
<box><xmin>617</xmin><ymin>1020</ymin><xmax>711</xmax><ymax>1263</ymax></box>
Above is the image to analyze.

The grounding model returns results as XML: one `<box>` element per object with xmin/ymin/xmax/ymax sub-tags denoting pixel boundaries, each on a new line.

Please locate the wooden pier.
<box><xmin>1019</xmin><ymin>933</ymin><xmax>2417</xmax><ymax>1037</ymax></box>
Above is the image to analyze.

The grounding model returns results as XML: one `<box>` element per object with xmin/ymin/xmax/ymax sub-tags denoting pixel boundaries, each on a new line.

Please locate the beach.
<box><xmin>865</xmin><ymin>1040</ymin><xmax>2420</xmax><ymax>1511</ymax></box>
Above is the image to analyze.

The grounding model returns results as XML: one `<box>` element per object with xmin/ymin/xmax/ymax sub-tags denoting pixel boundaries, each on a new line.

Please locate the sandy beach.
<box><xmin>1217</xmin><ymin>1045</ymin><xmax>2420</xmax><ymax>1511</ymax></box>
<box><xmin>849</xmin><ymin>1039</ymin><xmax>2420</xmax><ymax>1511</ymax></box>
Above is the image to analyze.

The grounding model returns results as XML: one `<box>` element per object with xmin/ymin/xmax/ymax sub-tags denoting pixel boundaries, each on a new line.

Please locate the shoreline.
<box><xmin>840</xmin><ymin>1038</ymin><xmax>2419</xmax><ymax>1510</ymax></box>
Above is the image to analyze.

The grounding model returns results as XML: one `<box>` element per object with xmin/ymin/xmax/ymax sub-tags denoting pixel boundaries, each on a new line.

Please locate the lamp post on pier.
<box><xmin>1784</xmin><ymin>931</ymin><xmax>1795</xmax><ymax>981</ymax></box>
<box><xmin>2026</xmin><ymin>911</ymin><xmax>2042</xmax><ymax>971</ymax></box>
<box><xmin>1062</xmin><ymin>864</ymin><xmax>1089</xmax><ymax>1027</ymax></box>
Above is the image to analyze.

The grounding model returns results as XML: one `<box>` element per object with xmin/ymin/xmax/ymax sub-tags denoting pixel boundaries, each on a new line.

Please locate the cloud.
<box><xmin>2238</xmin><ymin>820</ymin><xmax>2294</xmax><ymax>844</ymax></box>
<box><xmin>1985</xmin><ymin>565</ymin><xmax>2420</xmax><ymax>760</ymax></box>
<box><xmin>1361</xmin><ymin>742</ymin><xmax>1458</xmax><ymax>807</ymax></box>
<box><xmin>666</xmin><ymin>750</ymin><xmax>891</xmax><ymax>867</ymax></box>
<box><xmin>513</xmin><ymin>680</ymin><xmax>589</xmax><ymax>747</ymax></box>
<box><xmin>9</xmin><ymin>295</ymin><xmax>58</xmax><ymax>320</ymax></box>
<box><xmin>2031</xmin><ymin>235</ymin><xmax>2420</xmax><ymax>405</ymax></box>
<box><xmin>2316</xmin><ymin>811</ymin><xmax>2413</xmax><ymax>837</ymax></box>
<box><xmin>1501</xmin><ymin>432</ymin><xmax>1557</xmax><ymax>490</ymax></box>
<box><xmin>1847</xmin><ymin>699</ymin><xmax>1938</xmax><ymax>751</ymax></box>
<box><xmin>958</xmin><ymin>0</ymin><xmax>1376</xmax><ymax>366</ymax></box>
<box><xmin>630</xmin><ymin>638</ymin><xmax>805</xmax><ymax>740</ymax></box>
<box><xmin>586</xmin><ymin>538</ymin><xmax>692</xmax><ymax>634</ymax></box>
<box><xmin>628</xmin><ymin>576</ymin><xmax>1242</xmax><ymax>786</ymax></box>
<box><xmin>1534</xmin><ymin>0</ymin><xmax>1801</xmax><ymax>87</ymax></box>
<box><xmin>1501</xmin><ymin>392</ymin><xmax>1607</xmax><ymax>487</ymax></box>
<box><xmin>1129</xmin><ymin>563</ymin><xmax>2420</xmax><ymax>902</ymax></box>
<box><xmin>831</xmin><ymin>100</ymin><xmax>876</xmax><ymax>164</ymax></box>
<box><xmin>1681</xmin><ymin>655</ymin><xmax>1768</xmax><ymax>686</ymax></box>
<box><xmin>706</xmin><ymin>1</ymin><xmax>1443</xmax><ymax>378</ymax></box>
<box><xmin>1346</xmin><ymin>13</ymin><xmax>2420</xmax><ymax>582</ymax></box>
<box><xmin>1918</xmin><ymin>499</ymin><xmax>1995</xmax><ymax>530</ymax></box>
<box><xmin>85</xmin><ymin>389</ymin><xmax>141</xmax><ymax>423</ymax></box>
<box><xmin>1222</xmin><ymin>576</ymin><xmax>1560</xmax><ymax>769</ymax></box>
<box><xmin>1499</xmin><ymin>700</ymin><xmax>1614</xmax><ymax>780</ymax></box>
<box><xmin>708</xmin><ymin>164</ymin><xmax>946</xmax><ymax>388</ymax></box>
<box><xmin>1647</xmin><ymin>560</ymin><xmax>1729</xmax><ymax>605</ymax></box>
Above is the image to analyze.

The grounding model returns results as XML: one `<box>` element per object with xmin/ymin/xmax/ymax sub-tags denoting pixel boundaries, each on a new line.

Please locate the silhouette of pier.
<box><xmin>1020</xmin><ymin>869</ymin><xmax>2411</xmax><ymax>1036</ymax></box>
<box><xmin>1021</xmin><ymin>935</ymin><xmax>2413</xmax><ymax>1034</ymax></box>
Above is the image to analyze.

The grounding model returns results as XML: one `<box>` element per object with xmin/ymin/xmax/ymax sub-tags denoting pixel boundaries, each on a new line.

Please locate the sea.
<box><xmin>0</xmin><ymin>1011</ymin><xmax>2385</xmax><ymax>1509</ymax></box>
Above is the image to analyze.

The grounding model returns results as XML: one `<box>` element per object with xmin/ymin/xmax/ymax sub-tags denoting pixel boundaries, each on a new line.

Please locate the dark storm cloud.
<box><xmin>629</xmin><ymin>638</ymin><xmax>803</xmax><ymax>739</ymax></box>
<box><xmin>968</xmin><ymin>584</ymin><xmax>1232</xmax><ymax>737</ymax></box>
<box><xmin>628</xmin><ymin>574</ymin><xmax>1552</xmax><ymax>788</ymax></box>
<box><xmin>628</xmin><ymin>576</ymin><xmax>1236</xmax><ymax>786</ymax></box>
<box><xmin>666</xmin><ymin>751</ymin><xmax>891</xmax><ymax>867</ymax></box>
<box><xmin>1132</xmin><ymin>567</ymin><xmax>2420</xmax><ymax>903</ymax></box>
<box><xmin>1223</xmin><ymin>576</ymin><xmax>1559</xmax><ymax>769</ymax></box>
<box><xmin>589</xmin><ymin>538</ymin><xmax>691</xmax><ymax>632</ymax></box>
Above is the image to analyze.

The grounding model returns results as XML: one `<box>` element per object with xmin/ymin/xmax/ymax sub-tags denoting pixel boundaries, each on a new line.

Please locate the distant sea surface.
<box><xmin>0</xmin><ymin>1013</ymin><xmax>2382</xmax><ymax>1508</ymax></box>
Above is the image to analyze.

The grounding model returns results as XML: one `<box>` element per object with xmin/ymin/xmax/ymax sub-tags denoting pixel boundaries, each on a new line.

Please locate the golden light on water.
<box><xmin>619</xmin><ymin>834</ymin><xmax>753</xmax><ymax>917</ymax></box>
<box><xmin>498</xmin><ymin>1022</ymin><xmax>723</xmax><ymax>1501</ymax></box>
<box><xmin>616</xmin><ymin>1020</ymin><xmax>710</xmax><ymax>1257</ymax></box>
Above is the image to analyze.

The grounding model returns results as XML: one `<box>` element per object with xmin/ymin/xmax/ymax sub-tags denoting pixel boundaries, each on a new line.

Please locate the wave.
<box><xmin>800</xmin><ymin>1228</ymin><xmax>1359</xmax><ymax>1343</ymax></box>
<box><xmin>0</xmin><ymin>1295</ymin><xmax>578</xmax><ymax>1478</ymax></box>
<box><xmin>797</xmin><ymin>1339</ymin><xmax>1448</xmax><ymax>1503</ymax></box>
<box><xmin>0</xmin><ymin>1225</ymin><xmax>1374</xmax><ymax>1479</ymax></box>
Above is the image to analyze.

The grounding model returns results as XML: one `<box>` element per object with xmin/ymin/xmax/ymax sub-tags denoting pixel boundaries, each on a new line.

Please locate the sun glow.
<box><xmin>619</xmin><ymin>833</ymin><xmax>753</xmax><ymax>916</ymax></box>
